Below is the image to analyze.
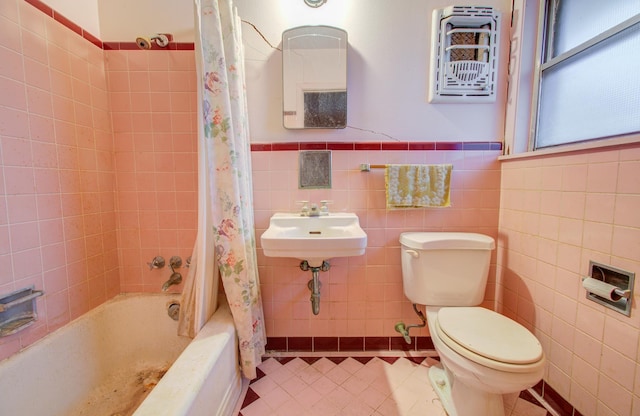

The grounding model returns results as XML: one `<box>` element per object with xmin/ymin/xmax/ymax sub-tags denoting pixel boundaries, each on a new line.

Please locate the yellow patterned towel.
<box><xmin>385</xmin><ymin>164</ymin><xmax>452</xmax><ymax>208</ymax></box>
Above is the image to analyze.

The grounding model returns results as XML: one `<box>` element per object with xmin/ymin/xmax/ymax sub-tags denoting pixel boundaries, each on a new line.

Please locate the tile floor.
<box><xmin>237</xmin><ymin>356</ymin><xmax>551</xmax><ymax>416</ymax></box>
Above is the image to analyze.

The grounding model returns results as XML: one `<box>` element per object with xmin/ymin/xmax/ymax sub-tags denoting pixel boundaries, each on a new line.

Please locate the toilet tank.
<box><xmin>400</xmin><ymin>232</ymin><xmax>495</xmax><ymax>306</ymax></box>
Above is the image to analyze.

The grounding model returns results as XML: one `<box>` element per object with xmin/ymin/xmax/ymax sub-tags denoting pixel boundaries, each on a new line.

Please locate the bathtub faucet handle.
<box><xmin>169</xmin><ymin>256</ymin><xmax>182</xmax><ymax>271</ymax></box>
<box><xmin>147</xmin><ymin>256</ymin><xmax>165</xmax><ymax>270</ymax></box>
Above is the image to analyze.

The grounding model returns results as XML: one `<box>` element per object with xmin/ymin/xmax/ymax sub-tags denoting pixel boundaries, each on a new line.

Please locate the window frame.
<box><xmin>528</xmin><ymin>0</ymin><xmax>640</xmax><ymax>151</ymax></box>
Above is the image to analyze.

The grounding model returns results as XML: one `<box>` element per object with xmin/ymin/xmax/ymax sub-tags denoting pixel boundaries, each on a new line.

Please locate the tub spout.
<box><xmin>162</xmin><ymin>272</ymin><xmax>182</xmax><ymax>291</ymax></box>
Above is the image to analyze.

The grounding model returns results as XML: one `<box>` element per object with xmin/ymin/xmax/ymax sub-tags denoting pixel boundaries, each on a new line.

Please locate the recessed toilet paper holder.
<box><xmin>582</xmin><ymin>261</ymin><xmax>634</xmax><ymax>316</ymax></box>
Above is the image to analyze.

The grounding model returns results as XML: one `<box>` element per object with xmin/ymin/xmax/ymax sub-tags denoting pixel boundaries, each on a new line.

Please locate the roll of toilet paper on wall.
<box><xmin>582</xmin><ymin>277</ymin><xmax>625</xmax><ymax>301</ymax></box>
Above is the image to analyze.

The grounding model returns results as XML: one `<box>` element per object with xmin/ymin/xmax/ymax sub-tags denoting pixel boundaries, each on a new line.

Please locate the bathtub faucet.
<box><xmin>162</xmin><ymin>272</ymin><xmax>182</xmax><ymax>291</ymax></box>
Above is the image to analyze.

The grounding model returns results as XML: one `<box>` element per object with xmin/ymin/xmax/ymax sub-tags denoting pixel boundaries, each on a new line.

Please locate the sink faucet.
<box><xmin>162</xmin><ymin>272</ymin><xmax>182</xmax><ymax>291</ymax></box>
<box><xmin>299</xmin><ymin>200</ymin><xmax>331</xmax><ymax>217</ymax></box>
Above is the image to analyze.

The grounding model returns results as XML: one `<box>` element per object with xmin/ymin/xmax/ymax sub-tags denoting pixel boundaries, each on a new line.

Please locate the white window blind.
<box><xmin>534</xmin><ymin>0</ymin><xmax>640</xmax><ymax>149</ymax></box>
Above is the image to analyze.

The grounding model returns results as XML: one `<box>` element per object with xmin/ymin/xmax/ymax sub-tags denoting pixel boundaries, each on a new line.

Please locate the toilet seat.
<box><xmin>435</xmin><ymin>307</ymin><xmax>544</xmax><ymax>373</ymax></box>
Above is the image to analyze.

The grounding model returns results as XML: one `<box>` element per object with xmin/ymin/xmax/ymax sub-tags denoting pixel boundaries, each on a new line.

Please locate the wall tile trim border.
<box><xmin>103</xmin><ymin>41</ymin><xmax>195</xmax><ymax>51</ymax></box>
<box><xmin>24</xmin><ymin>0</ymin><xmax>103</xmax><ymax>48</ymax></box>
<box><xmin>251</xmin><ymin>141</ymin><xmax>503</xmax><ymax>152</ymax></box>
<box><xmin>23</xmin><ymin>0</ymin><xmax>195</xmax><ymax>50</ymax></box>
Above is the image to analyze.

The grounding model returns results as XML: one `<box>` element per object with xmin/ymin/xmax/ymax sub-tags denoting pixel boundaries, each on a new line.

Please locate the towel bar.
<box><xmin>359</xmin><ymin>163</ymin><xmax>386</xmax><ymax>171</ymax></box>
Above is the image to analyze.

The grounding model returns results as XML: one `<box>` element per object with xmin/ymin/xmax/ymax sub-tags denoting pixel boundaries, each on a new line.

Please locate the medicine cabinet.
<box><xmin>282</xmin><ymin>26</ymin><xmax>348</xmax><ymax>129</ymax></box>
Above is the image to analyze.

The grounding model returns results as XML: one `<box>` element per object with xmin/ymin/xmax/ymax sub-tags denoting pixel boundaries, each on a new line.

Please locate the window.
<box><xmin>532</xmin><ymin>0</ymin><xmax>640</xmax><ymax>150</ymax></box>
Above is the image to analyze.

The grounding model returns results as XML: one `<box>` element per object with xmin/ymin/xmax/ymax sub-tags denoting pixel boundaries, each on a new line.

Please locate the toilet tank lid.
<box><xmin>399</xmin><ymin>232</ymin><xmax>495</xmax><ymax>250</ymax></box>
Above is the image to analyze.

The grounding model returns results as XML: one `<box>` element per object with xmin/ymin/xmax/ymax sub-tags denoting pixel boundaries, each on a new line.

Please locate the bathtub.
<box><xmin>0</xmin><ymin>293</ymin><xmax>241</xmax><ymax>416</ymax></box>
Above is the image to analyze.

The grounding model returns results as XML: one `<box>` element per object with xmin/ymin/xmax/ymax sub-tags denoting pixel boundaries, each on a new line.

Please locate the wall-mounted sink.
<box><xmin>260</xmin><ymin>213</ymin><xmax>367</xmax><ymax>267</ymax></box>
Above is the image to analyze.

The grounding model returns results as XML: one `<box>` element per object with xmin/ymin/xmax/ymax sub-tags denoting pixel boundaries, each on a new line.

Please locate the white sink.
<box><xmin>260</xmin><ymin>213</ymin><xmax>367</xmax><ymax>266</ymax></box>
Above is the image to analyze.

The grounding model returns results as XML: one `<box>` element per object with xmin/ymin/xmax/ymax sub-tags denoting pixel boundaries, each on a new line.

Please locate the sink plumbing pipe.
<box><xmin>394</xmin><ymin>304</ymin><xmax>427</xmax><ymax>344</ymax></box>
<box><xmin>300</xmin><ymin>260</ymin><xmax>330</xmax><ymax>315</ymax></box>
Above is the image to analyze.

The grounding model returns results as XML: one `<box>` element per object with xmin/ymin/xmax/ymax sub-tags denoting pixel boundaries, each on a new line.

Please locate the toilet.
<box><xmin>399</xmin><ymin>232</ymin><xmax>545</xmax><ymax>416</ymax></box>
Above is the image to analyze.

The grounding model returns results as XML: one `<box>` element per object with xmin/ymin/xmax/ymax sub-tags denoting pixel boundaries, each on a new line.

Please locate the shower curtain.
<box><xmin>179</xmin><ymin>0</ymin><xmax>265</xmax><ymax>379</ymax></box>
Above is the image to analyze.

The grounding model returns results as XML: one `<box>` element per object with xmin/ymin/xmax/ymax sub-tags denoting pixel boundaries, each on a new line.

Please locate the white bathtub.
<box><xmin>0</xmin><ymin>293</ymin><xmax>241</xmax><ymax>416</ymax></box>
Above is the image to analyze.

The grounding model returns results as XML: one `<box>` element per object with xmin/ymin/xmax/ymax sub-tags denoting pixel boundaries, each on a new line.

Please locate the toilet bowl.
<box><xmin>398</xmin><ymin>232</ymin><xmax>545</xmax><ymax>416</ymax></box>
<box><xmin>426</xmin><ymin>307</ymin><xmax>544</xmax><ymax>416</ymax></box>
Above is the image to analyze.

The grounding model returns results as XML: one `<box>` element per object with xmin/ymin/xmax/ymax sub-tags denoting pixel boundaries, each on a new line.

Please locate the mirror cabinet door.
<box><xmin>282</xmin><ymin>26</ymin><xmax>347</xmax><ymax>129</ymax></box>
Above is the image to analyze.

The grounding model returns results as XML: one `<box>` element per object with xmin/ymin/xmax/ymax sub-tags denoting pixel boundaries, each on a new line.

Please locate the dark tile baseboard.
<box><xmin>532</xmin><ymin>380</ymin><xmax>584</xmax><ymax>416</ymax></box>
<box><xmin>265</xmin><ymin>336</ymin><xmax>435</xmax><ymax>353</ymax></box>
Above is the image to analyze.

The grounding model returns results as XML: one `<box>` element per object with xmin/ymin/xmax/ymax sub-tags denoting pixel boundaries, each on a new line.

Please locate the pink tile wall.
<box><xmin>253</xmin><ymin>149</ymin><xmax>502</xmax><ymax>338</ymax></box>
<box><xmin>498</xmin><ymin>142</ymin><xmax>640</xmax><ymax>416</ymax></box>
<box><xmin>105</xmin><ymin>50</ymin><xmax>198</xmax><ymax>293</ymax></box>
<box><xmin>0</xmin><ymin>0</ymin><xmax>118</xmax><ymax>359</ymax></box>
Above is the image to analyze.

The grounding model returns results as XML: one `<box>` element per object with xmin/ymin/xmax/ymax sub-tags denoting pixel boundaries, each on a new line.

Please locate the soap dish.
<box><xmin>0</xmin><ymin>286</ymin><xmax>44</xmax><ymax>337</ymax></box>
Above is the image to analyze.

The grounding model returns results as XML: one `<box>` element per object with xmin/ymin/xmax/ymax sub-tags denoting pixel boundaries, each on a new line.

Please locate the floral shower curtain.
<box><xmin>184</xmin><ymin>0</ymin><xmax>265</xmax><ymax>379</ymax></box>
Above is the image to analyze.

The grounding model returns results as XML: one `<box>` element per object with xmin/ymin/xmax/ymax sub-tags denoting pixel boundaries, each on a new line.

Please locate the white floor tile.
<box><xmin>239</xmin><ymin>357</ymin><xmax>548</xmax><ymax>416</ymax></box>
<box><xmin>324</xmin><ymin>364</ymin><xmax>351</xmax><ymax>385</ymax></box>
<box><xmin>309</xmin><ymin>375</ymin><xmax>338</xmax><ymax>396</ymax></box>
<box><xmin>260</xmin><ymin>385</ymin><xmax>291</xmax><ymax>410</ymax></box>
<box><xmin>308</xmin><ymin>397</ymin><xmax>341</xmax><ymax>416</ymax></box>
<box><xmin>279</xmin><ymin>375</ymin><xmax>309</xmax><ymax>396</ymax></box>
<box><xmin>257</xmin><ymin>357</ymin><xmax>282</xmax><ymax>374</ymax></box>
<box><xmin>357</xmin><ymin>384</ymin><xmax>388</xmax><ymax>410</ymax></box>
<box><xmin>239</xmin><ymin>398</ymin><xmax>273</xmax><ymax>416</ymax></box>
<box><xmin>283</xmin><ymin>357</ymin><xmax>310</xmax><ymax>373</ymax></box>
<box><xmin>298</xmin><ymin>363</ymin><xmax>323</xmax><ymax>384</ymax></box>
<box><xmin>325</xmin><ymin>385</ymin><xmax>356</xmax><ymax>409</ymax></box>
<box><xmin>273</xmin><ymin>398</ymin><xmax>305</xmax><ymax>416</ymax></box>
<box><xmin>311</xmin><ymin>357</ymin><xmax>337</xmax><ymax>374</ymax></box>
<box><xmin>340</xmin><ymin>357</ymin><xmax>365</xmax><ymax>374</ymax></box>
<box><xmin>342</xmin><ymin>399</ymin><xmax>376</xmax><ymax>416</ymax></box>
<box><xmin>266</xmin><ymin>364</ymin><xmax>294</xmax><ymax>385</ymax></box>
<box><xmin>342</xmin><ymin>374</ymin><xmax>370</xmax><ymax>396</ymax></box>
<box><xmin>512</xmin><ymin>398</ymin><xmax>549</xmax><ymax>416</ymax></box>
<box><xmin>248</xmin><ymin>376</ymin><xmax>278</xmax><ymax>397</ymax></box>
<box><xmin>295</xmin><ymin>385</ymin><xmax>324</xmax><ymax>409</ymax></box>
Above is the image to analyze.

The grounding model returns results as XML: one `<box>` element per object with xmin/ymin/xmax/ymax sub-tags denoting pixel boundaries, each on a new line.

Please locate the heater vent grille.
<box><xmin>429</xmin><ymin>6</ymin><xmax>501</xmax><ymax>103</ymax></box>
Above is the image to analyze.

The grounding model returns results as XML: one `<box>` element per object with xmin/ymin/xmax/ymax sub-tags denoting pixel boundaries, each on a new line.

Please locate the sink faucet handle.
<box><xmin>320</xmin><ymin>200</ymin><xmax>333</xmax><ymax>214</ymax></box>
<box><xmin>296</xmin><ymin>200</ymin><xmax>309</xmax><ymax>215</ymax></box>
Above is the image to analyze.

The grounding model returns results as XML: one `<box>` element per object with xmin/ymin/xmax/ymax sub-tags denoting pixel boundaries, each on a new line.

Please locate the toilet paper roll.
<box><xmin>582</xmin><ymin>277</ymin><xmax>626</xmax><ymax>301</ymax></box>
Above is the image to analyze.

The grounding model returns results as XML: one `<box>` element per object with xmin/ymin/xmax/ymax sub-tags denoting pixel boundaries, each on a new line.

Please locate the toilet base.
<box><xmin>428</xmin><ymin>365</ymin><xmax>455</xmax><ymax>415</ymax></box>
<box><xmin>428</xmin><ymin>365</ymin><xmax>505</xmax><ymax>416</ymax></box>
